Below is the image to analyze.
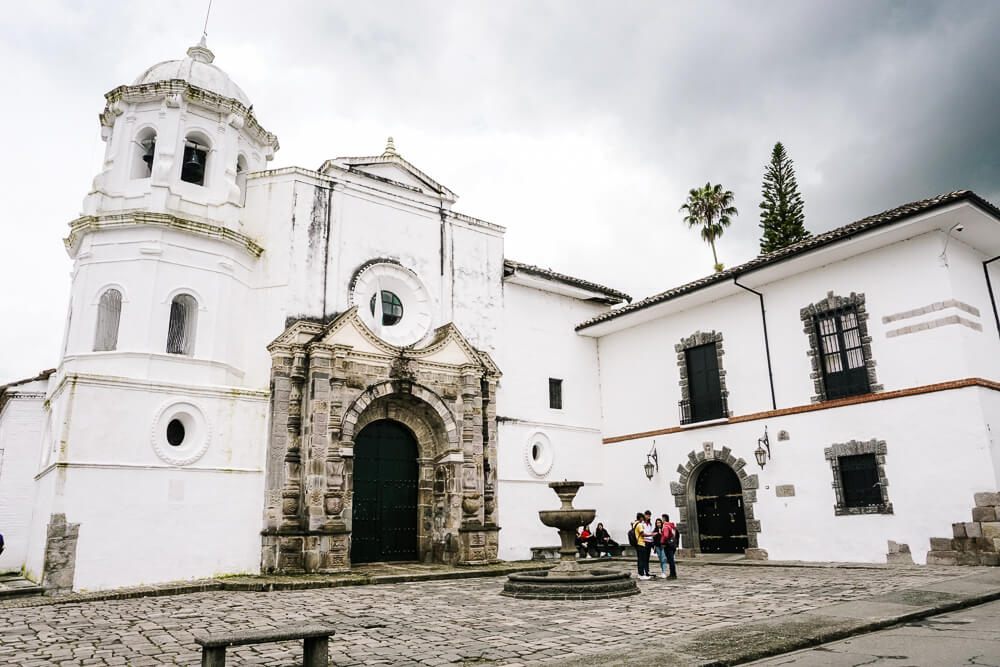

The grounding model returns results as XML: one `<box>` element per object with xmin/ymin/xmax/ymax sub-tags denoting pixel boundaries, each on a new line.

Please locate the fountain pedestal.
<box><xmin>501</xmin><ymin>481</ymin><xmax>639</xmax><ymax>599</ymax></box>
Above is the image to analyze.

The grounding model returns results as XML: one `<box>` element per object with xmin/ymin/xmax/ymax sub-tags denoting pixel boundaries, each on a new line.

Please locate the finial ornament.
<box><xmin>382</xmin><ymin>137</ymin><xmax>398</xmax><ymax>158</ymax></box>
<box><xmin>187</xmin><ymin>0</ymin><xmax>215</xmax><ymax>63</ymax></box>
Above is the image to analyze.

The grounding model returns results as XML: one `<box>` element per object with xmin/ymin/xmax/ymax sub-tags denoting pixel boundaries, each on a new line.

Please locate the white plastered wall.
<box><xmin>592</xmin><ymin>231</ymin><xmax>1000</xmax><ymax>563</ymax></box>
<box><xmin>0</xmin><ymin>383</ymin><xmax>47</xmax><ymax>573</ymax></box>
<box><xmin>495</xmin><ymin>282</ymin><xmax>610</xmax><ymax>560</ymax></box>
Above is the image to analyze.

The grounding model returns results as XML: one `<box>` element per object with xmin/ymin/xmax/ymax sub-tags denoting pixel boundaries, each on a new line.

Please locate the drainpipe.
<box><xmin>985</xmin><ymin>255</ymin><xmax>1000</xmax><ymax>341</ymax></box>
<box><xmin>733</xmin><ymin>277</ymin><xmax>777</xmax><ymax>411</ymax></box>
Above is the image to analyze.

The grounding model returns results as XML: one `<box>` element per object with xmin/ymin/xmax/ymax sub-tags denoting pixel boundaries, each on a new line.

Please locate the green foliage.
<box><xmin>759</xmin><ymin>142</ymin><xmax>808</xmax><ymax>253</ymax></box>
<box><xmin>680</xmin><ymin>182</ymin><xmax>738</xmax><ymax>272</ymax></box>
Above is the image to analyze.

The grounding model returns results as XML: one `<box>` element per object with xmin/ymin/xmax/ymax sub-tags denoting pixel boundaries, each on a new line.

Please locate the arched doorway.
<box><xmin>350</xmin><ymin>420</ymin><xmax>419</xmax><ymax>563</ymax></box>
<box><xmin>695</xmin><ymin>461</ymin><xmax>749</xmax><ymax>553</ymax></box>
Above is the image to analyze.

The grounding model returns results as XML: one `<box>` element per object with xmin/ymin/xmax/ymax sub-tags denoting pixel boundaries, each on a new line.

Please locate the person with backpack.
<box><xmin>660</xmin><ymin>513</ymin><xmax>679</xmax><ymax>579</ymax></box>
<box><xmin>628</xmin><ymin>512</ymin><xmax>648</xmax><ymax>579</ymax></box>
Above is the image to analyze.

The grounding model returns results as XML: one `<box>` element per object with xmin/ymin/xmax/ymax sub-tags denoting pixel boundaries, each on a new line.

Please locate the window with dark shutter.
<box><xmin>839</xmin><ymin>454</ymin><xmax>882</xmax><ymax>507</ymax></box>
<box><xmin>682</xmin><ymin>343</ymin><xmax>725</xmax><ymax>423</ymax></box>
<box><xmin>815</xmin><ymin>306</ymin><xmax>870</xmax><ymax>399</ymax></box>
<box><xmin>548</xmin><ymin>378</ymin><xmax>562</xmax><ymax>410</ymax></box>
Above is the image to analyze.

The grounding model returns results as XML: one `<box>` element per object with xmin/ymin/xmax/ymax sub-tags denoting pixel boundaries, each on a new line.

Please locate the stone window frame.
<box><xmin>824</xmin><ymin>439</ymin><xmax>893</xmax><ymax>516</ymax></box>
<box><xmin>800</xmin><ymin>292</ymin><xmax>882</xmax><ymax>403</ymax></box>
<box><xmin>675</xmin><ymin>330</ymin><xmax>731</xmax><ymax>421</ymax></box>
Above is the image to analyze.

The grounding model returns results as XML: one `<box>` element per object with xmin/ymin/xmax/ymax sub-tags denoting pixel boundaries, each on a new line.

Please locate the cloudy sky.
<box><xmin>2</xmin><ymin>1</ymin><xmax>999</xmax><ymax>382</ymax></box>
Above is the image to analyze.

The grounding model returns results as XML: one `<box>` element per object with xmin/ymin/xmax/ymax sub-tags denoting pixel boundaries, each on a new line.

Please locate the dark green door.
<box><xmin>686</xmin><ymin>343</ymin><xmax>724</xmax><ymax>423</ymax></box>
<box><xmin>350</xmin><ymin>420</ymin><xmax>419</xmax><ymax>563</ymax></box>
<box><xmin>695</xmin><ymin>461</ymin><xmax>748</xmax><ymax>553</ymax></box>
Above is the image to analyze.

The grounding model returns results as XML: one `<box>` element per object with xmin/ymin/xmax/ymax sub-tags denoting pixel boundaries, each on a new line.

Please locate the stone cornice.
<box><xmin>102</xmin><ymin>80</ymin><xmax>279</xmax><ymax>152</ymax></box>
<box><xmin>64</xmin><ymin>211</ymin><xmax>264</xmax><ymax>259</ymax></box>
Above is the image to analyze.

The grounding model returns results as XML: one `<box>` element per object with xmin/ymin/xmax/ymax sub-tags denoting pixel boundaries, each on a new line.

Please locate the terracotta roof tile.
<box><xmin>576</xmin><ymin>190</ymin><xmax>1000</xmax><ymax>331</ymax></box>
<box><xmin>503</xmin><ymin>259</ymin><xmax>631</xmax><ymax>304</ymax></box>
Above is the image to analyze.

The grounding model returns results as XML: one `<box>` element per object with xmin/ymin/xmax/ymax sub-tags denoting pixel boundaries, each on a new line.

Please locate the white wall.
<box><xmin>0</xmin><ymin>385</ymin><xmax>46</xmax><ymax>573</ymax></box>
<box><xmin>495</xmin><ymin>283</ymin><xmax>610</xmax><ymax>559</ymax></box>
<box><xmin>599</xmin><ymin>231</ymin><xmax>994</xmax><ymax>439</ymax></box>
<box><xmin>592</xmin><ymin>230</ymin><xmax>1000</xmax><ymax>563</ymax></box>
<box><xmin>27</xmin><ymin>374</ymin><xmax>267</xmax><ymax>590</ymax></box>
<box><xmin>591</xmin><ymin>387</ymin><xmax>995</xmax><ymax>564</ymax></box>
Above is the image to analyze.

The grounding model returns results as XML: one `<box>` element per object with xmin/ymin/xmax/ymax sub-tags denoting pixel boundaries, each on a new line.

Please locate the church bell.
<box><xmin>181</xmin><ymin>148</ymin><xmax>204</xmax><ymax>183</ymax></box>
<box><xmin>141</xmin><ymin>142</ymin><xmax>155</xmax><ymax>170</ymax></box>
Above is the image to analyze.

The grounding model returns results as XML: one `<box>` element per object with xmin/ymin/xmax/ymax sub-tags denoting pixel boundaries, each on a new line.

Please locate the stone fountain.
<box><xmin>501</xmin><ymin>481</ymin><xmax>639</xmax><ymax>599</ymax></box>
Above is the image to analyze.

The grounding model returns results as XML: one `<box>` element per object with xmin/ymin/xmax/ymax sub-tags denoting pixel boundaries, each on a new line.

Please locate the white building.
<box><xmin>2</xmin><ymin>40</ymin><xmax>999</xmax><ymax>591</ymax></box>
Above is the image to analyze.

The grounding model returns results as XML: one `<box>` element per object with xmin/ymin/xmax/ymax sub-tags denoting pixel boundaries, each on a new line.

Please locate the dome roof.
<box><xmin>133</xmin><ymin>38</ymin><xmax>251</xmax><ymax>107</ymax></box>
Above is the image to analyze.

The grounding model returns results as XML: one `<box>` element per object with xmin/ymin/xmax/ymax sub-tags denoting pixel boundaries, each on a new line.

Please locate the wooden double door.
<box><xmin>695</xmin><ymin>461</ymin><xmax>748</xmax><ymax>553</ymax></box>
<box><xmin>350</xmin><ymin>420</ymin><xmax>419</xmax><ymax>563</ymax></box>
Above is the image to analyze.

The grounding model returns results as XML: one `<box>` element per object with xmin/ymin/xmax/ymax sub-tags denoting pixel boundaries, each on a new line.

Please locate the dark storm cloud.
<box><xmin>1</xmin><ymin>1</ymin><xmax>998</xmax><ymax>379</ymax></box>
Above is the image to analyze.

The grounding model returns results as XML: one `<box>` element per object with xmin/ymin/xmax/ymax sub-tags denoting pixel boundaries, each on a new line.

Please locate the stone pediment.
<box><xmin>318</xmin><ymin>140</ymin><xmax>457</xmax><ymax>204</ymax></box>
<box><xmin>273</xmin><ymin>309</ymin><xmax>500</xmax><ymax>377</ymax></box>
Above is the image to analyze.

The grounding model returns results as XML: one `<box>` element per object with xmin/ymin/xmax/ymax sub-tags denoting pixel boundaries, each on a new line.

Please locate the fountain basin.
<box><xmin>538</xmin><ymin>509</ymin><xmax>595</xmax><ymax>530</ymax></box>
<box><xmin>501</xmin><ymin>568</ymin><xmax>639</xmax><ymax>600</ymax></box>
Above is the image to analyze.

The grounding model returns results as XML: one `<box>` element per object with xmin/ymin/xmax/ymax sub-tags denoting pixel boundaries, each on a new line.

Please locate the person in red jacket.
<box><xmin>660</xmin><ymin>513</ymin><xmax>678</xmax><ymax>579</ymax></box>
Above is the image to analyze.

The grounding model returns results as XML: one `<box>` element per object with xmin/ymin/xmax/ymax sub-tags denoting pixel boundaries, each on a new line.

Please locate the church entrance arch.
<box><xmin>695</xmin><ymin>461</ymin><xmax>748</xmax><ymax>553</ymax></box>
<box><xmin>350</xmin><ymin>419</ymin><xmax>419</xmax><ymax>563</ymax></box>
<box><xmin>671</xmin><ymin>443</ymin><xmax>762</xmax><ymax>556</ymax></box>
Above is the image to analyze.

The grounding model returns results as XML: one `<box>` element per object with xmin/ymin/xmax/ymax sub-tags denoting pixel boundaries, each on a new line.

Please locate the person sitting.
<box><xmin>576</xmin><ymin>524</ymin><xmax>594</xmax><ymax>557</ymax></box>
<box><xmin>593</xmin><ymin>522</ymin><xmax>618</xmax><ymax>557</ymax></box>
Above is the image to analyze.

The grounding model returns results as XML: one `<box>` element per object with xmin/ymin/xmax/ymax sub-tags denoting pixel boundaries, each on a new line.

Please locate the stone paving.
<box><xmin>0</xmin><ymin>562</ymin><xmax>983</xmax><ymax>666</ymax></box>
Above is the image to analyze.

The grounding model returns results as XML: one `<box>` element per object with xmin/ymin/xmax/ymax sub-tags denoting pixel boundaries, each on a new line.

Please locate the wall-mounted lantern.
<box><xmin>754</xmin><ymin>426</ymin><xmax>771</xmax><ymax>469</ymax></box>
<box><xmin>644</xmin><ymin>441</ymin><xmax>659</xmax><ymax>480</ymax></box>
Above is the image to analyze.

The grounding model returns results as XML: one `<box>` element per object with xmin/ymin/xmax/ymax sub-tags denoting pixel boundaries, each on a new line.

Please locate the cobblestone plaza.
<box><xmin>0</xmin><ymin>562</ymin><xmax>983</xmax><ymax>666</ymax></box>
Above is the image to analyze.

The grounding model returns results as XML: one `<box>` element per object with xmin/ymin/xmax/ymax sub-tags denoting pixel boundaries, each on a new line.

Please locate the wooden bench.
<box><xmin>194</xmin><ymin>625</ymin><xmax>335</xmax><ymax>667</ymax></box>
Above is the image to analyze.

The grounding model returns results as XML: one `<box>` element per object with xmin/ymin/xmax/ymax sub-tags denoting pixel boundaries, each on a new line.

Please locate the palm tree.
<box><xmin>680</xmin><ymin>182</ymin><xmax>738</xmax><ymax>272</ymax></box>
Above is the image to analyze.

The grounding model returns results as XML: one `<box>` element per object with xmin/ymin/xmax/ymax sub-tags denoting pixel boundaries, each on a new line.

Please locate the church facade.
<box><xmin>2</xmin><ymin>41</ymin><xmax>999</xmax><ymax>592</ymax></box>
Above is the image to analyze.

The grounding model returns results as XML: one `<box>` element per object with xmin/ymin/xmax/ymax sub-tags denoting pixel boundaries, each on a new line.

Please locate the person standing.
<box><xmin>630</xmin><ymin>513</ymin><xmax>647</xmax><ymax>579</ymax></box>
<box><xmin>637</xmin><ymin>510</ymin><xmax>655</xmax><ymax>579</ymax></box>
<box><xmin>661</xmin><ymin>513</ymin><xmax>679</xmax><ymax>579</ymax></box>
<box><xmin>652</xmin><ymin>517</ymin><xmax>668</xmax><ymax>578</ymax></box>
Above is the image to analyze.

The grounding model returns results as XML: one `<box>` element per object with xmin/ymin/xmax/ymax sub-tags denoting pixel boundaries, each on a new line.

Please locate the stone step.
<box><xmin>929</xmin><ymin>537</ymin><xmax>954</xmax><ymax>551</ymax></box>
<box><xmin>926</xmin><ymin>550</ymin><xmax>958</xmax><ymax>565</ymax></box>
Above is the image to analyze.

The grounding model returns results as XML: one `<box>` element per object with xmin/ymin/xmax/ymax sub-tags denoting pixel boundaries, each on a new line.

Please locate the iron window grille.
<box><xmin>93</xmin><ymin>288</ymin><xmax>122</xmax><ymax>352</ymax></box>
<box><xmin>678</xmin><ymin>395</ymin><xmax>729</xmax><ymax>425</ymax></box>
<box><xmin>814</xmin><ymin>305</ymin><xmax>870</xmax><ymax>400</ymax></box>
<box><xmin>549</xmin><ymin>378</ymin><xmax>563</xmax><ymax>410</ymax></box>
<box><xmin>825</xmin><ymin>439</ymin><xmax>892</xmax><ymax>516</ymax></box>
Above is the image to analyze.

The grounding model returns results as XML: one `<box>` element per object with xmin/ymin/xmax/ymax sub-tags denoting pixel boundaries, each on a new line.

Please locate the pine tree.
<box><xmin>758</xmin><ymin>142</ymin><xmax>808</xmax><ymax>254</ymax></box>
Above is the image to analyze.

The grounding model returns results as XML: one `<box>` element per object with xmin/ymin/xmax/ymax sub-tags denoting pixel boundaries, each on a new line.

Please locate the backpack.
<box><xmin>627</xmin><ymin>522</ymin><xmax>638</xmax><ymax>547</ymax></box>
<box><xmin>664</xmin><ymin>525</ymin><xmax>679</xmax><ymax>550</ymax></box>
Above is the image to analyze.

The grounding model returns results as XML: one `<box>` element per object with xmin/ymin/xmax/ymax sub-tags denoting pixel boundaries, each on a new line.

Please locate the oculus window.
<box><xmin>369</xmin><ymin>290</ymin><xmax>404</xmax><ymax>326</ymax></box>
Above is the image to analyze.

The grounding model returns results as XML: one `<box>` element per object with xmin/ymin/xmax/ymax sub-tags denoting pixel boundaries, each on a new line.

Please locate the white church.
<box><xmin>2</xmin><ymin>39</ymin><xmax>1000</xmax><ymax>592</ymax></box>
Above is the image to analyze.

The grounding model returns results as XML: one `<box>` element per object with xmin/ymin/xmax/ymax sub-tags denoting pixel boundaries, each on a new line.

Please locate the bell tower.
<box><xmin>83</xmin><ymin>36</ymin><xmax>277</xmax><ymax>228</ymax></box>
<box><xmin>25</xmin><ymin>38</ymin><xmax>281</xmax><ymax>592</ymax></box>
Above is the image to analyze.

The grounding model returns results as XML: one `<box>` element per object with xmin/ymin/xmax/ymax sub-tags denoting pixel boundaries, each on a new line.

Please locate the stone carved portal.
<box><xmin>261</xmin><ymin>307</ymin><xmax>501</xmax><ymax>572</ymax></box>
<box><xmin>670</xmin><ymin>443</ymin><xmax>762</xmax><ymax>556</ymax></box>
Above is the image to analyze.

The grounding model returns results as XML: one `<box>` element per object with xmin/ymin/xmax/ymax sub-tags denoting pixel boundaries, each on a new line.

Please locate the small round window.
<box><xmin>369</xmin><ymin>290</ymin><xmax>403</xmax><ymax>326</ymax></box>
<box><xmin>166</xmin><ymin>419</ymin><xmax>185</xmax><ymax>446</ymax></box>
<box><xmin>524</xmin><ymin>433</ymin><xmax>554</xmax><ymax>477</ymax></box>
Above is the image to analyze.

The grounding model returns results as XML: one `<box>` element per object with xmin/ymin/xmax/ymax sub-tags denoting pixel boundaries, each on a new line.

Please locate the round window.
<box><xmin>369</xmin><ymin>290</ymin><xmax>404</xmax><ymax>326</ymax></box>
<box><xmin>151</xmin><ymin>401</ymin><xmax>210</xmax><ymax>466</ymax></box>
<box><xmin>166</xmin><ymin>419</ymin><xmax>185</xmax><ymax>446</ymax></box>
<box><xmin>524</xmin><ymin>432</ymin><xmax>554</xmax><ymax>477</ymax></box>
